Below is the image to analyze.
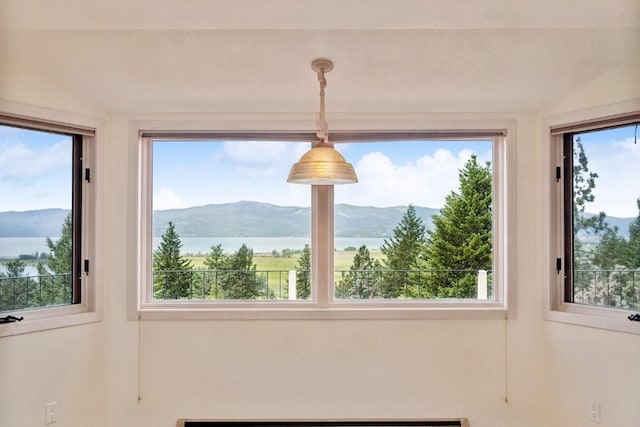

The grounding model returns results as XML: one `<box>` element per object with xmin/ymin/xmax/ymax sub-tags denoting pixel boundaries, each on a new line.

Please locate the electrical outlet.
<box><xmin>589</xmin><ymin>400</ymin><xmax>600</xmax><ymax>423</ymax></box>
<box><xmin>45</xmin><ymin>402</ymin><xmax>57</xmax><ymax>424</ymax></box>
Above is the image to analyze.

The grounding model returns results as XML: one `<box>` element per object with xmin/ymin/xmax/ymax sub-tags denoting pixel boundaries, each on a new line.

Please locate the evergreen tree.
<box><xmin>38</xmin><ymin>212</ymin><xmax>74</xmax><ymax>306</ymax></box>
<box><xmin>218</xmin><ymin>243</ymin><xmax>270</xmax><ymax>300</ymax></box>
<box><xmin>293</xmin><ymin>244</ymin><xmax>311</xmax><ymax>299</ymax></box>
<box><xmin>380</xmin><ymin>204</ymin><xmax>427</xmax><ymax>298</ymax></box>
<box><xmin>5</xmin><ymin>259</ymin><xmax>26</xmax><ymax>278</ymax></box>
<box><xmin>592</xmin><ymin>226</ymin><xmax>626</xmax><ymax>270</ymax></box>
<box><xmin>421</xmin><ymin>154</ymin><xmax>492</xmax><ymax>298</ymax></box>
<box><xmin>204</xmin><ymin>244</ymin><xmax>225</xmax><ymax>269</ymax></box>
<box><xmin>337</xmin><ymin>245</ymin><xmax>383</xmax><ymax>299</ymax></box>
<box><xmin>44</xmin><ymin>213</ymin><xmax>73</xmax><ymax>275</ymax></box>
<box><xmin>622</xmin><ymin>198</ymin><xmax>640</xmax><ymax>269</ymax></box>
<box><xmin>153</xmin><ymin>222</ymin><xmax>194</xmax><ymax>299</ymax></box>
<box><xmin>203</xmin><ymin>243</ymin><xmax>226</xmax><ymax>298</ymax></box>
<box><xmin>572</xmin><ymin>138</ymin><xmax>612</xmax><ymax>269</ymax></box>
<box><xmin>0</xmin><ymin>260</ymin><xmax>28</xmax><ymax>311</ymax></box>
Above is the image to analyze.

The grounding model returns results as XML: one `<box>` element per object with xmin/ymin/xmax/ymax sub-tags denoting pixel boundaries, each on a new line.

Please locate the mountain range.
<box><xmin>0</xmin><ymin>202</ymin><xmax>635</xmax><ymax>239</ymax></box>
<box><xmin>152</xmin><ymin>201</ymin><xmax>439</xmax><ymax>238</ymax></box>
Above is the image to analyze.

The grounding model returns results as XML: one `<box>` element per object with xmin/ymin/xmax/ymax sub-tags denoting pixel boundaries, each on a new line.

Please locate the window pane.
<box><xmin>151</xmin><ymin>140</ymin><xmax>311</xmax><ymax>301</ymax></box>
<box><xmin>569</xmin><ymin>124</ymin><xmax>640</xmax><ymax>309</ymax></box>
<box><xmin>0</xmin><ymin>125</ymin><xmax>75</xmax><ymax>312</ymax></box>
<box><xmin>334</xmin><ymin>140</ymin><xmax>494</xmax><ymax>300</ymax></box>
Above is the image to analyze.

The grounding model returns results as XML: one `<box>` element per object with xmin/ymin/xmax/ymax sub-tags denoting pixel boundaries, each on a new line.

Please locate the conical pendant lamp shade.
<box><xmin>287</xmin><ymin>144</ymin><xmax>358</xmax><ymax>185</ymax></box>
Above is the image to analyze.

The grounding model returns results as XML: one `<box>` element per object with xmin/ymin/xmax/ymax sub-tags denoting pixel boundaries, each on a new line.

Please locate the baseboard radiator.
<box><xmin>177</xmin><ymin>420</ymin><xmax>469</xmax><ymax>427</ymax></box>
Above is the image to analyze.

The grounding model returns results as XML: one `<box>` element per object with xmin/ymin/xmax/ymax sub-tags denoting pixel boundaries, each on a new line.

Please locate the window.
<box><xmin>548</xmin><ymin>108</ymin><xmax>640</xmax><ymax>333</ymax></box>
<box><xmin>135</xmin><ymin>129</ymin><xmax>513</xmax><ymax>320</ymax></box>
<box><xmin>0</xmin><ymin>108</ymin><xmax>99</xmax><ymax>336</ymax></box>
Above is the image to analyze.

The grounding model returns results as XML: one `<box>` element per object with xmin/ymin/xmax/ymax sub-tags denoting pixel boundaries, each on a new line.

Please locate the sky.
<box><xmin>1</xmin><ymin>124</ymin><xmax>639</xmax><ymax>217</ymax></box>
<box><xmin>151</xmin><ymin>139</ymin><xmax>492</xmax><ymax>210</ymax></box>
<box><xmin>575</xmin><ymin>125</ymin><xmax>640</xmax><ymax>217</ymax></box>
<box><xmin>0</xmin><ymin>125</ymin><xmax>72</xmax><ymax>212</ymax></box>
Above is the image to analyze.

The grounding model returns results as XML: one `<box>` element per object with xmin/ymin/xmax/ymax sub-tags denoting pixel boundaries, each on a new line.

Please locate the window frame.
<box><xmin>130</xmin><ymin>119</ymin><xmax>516</xmax><ymax>321</ymax></box>
<box><xmin>544</xmin><ymin>100</ymin><xmax>640</xmax><ymax>335</ymax></box>
<box><xmin>0</xmin><ymin>101</ymin><xmax>102</xmax><ymax>337</ymax></box>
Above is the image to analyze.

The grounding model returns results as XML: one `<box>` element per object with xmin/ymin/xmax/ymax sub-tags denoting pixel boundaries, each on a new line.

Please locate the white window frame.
<box><xmin>0</xmin><ymin>101</ymin><xmax>102</xmax><ymax>337</ymax></box>
<box><xmin>129</xmin><ymin>118</ymin><xmax>516</xmax><ymax>321</ymax></box>
<box><xmin>543</xmin><ymin>100</ymin><xmax>640</xmax><ymax>335</ymax></box>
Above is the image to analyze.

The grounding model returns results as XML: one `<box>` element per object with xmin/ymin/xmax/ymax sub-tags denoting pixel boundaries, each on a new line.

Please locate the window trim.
<box><xmin>0</xmin><ymin>101</ymin><xmax>102</xmax><ymax>337</ymax></box>
<box><xmin>129</xmin><ymin>117</ymin><xmax>517</xmax><ymax>321</ymax></box>
<box><xmin>544</xmin><ymin>100</ymin><xmax>640</xmax><ymax>335</ymax></box>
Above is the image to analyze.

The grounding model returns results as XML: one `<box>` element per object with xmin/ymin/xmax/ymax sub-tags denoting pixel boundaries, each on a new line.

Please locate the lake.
<box><xmin>0</xmin><ymin>236</ymin><xmax>387</xmax><ymax>258</ymax></box>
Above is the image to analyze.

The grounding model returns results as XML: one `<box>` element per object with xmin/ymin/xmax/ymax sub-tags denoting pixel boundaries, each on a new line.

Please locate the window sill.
<box><xmin>544</xmin><ymin>303</ymin><xmax>640</xmax><ymax>335</ymax></box>
<box><xmin>0</xmin><ymin>305</ymin><xmax>102</xmax><ymax>337</ymax></box>
<box><xmin>135</xmin><ymin>301</ymin><xmax>507</xmax><ymax>321</ymax></box>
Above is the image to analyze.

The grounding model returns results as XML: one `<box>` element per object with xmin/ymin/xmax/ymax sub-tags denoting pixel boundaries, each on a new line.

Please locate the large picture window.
<box><xmin>136</xmin><ymin>130</ymin><xmax>511</xmax><ymax>319</ymax></box>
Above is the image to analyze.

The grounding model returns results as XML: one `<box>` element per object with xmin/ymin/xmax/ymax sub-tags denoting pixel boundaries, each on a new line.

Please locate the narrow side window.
<box><xmin>560</xmin><ymin>121</ymin><xmax>640</xmax><ymax>311</ymax></box>
<box><xmin>0</xmin><ymin>123</ymin><xmax>85</xmax><ymax>313</ymax></box>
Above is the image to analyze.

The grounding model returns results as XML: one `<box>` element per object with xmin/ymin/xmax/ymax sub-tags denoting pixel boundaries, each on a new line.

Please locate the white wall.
<box><xmin>533</xmin><ymin>56</ymin><xmax>640</xmax><ymax>426</ymax></box>
<box><xmin>2</xmin><ymin>57</ymin><xmax>640</xmax><ymax>427</ymax></box>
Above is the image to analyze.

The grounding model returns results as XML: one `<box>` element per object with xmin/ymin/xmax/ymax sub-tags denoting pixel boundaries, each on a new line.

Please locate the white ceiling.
<box><xmin>1</xmin><ymin>0</ymin><xmax>639</xmax><ymax>114</ymax></box>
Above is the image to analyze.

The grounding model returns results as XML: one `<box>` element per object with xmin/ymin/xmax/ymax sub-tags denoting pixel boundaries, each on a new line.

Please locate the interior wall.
<box><xmin>1</xmin><ymin>54</ymin><xmax>639</xmax><ymax>427</ymax></box>
<box><xmin>0</xmin><ymin>323</ymin><xmax>107</xmax><ymax>427</ymax></box>
<box><xmin>102</xmin><ymin>111</ymin><xmax>553</xmax><ymax>427</ymax></box>
<box><xmin>0</xmin><ymin>88</ymin><xmax>109</xmax><ymax>426</ymax></box>
<box><xmin>534</xmin><ymin>56</ymin><xmax>640</xmax><ymax>427</ymax></box>
<box><xmin>105</xmin><ymin>53</ymin><xmax>640</xmax><ymax>427</ymax></box>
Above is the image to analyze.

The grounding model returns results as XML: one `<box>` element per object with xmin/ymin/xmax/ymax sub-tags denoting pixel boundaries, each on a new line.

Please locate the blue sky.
<box><xmin>151</xmin><ymin>139</ymin><xmax>493</xmax><ymax>210</ymax></box>
<box><xmin>0</xmin><ymin>126</ymin><xmax>72</xmax><ymax>212</ymax></box>
<box><xmin>574</xmin><ymin>125</ymin><xmax>640</xmax><ymax>217</ymax></box>
<box><xmin>1</xmin><ymin>124</ymin><xmax>639</xmax><ymax>217</ymax></box>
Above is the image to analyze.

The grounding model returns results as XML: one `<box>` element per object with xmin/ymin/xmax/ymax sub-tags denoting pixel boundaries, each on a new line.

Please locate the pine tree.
<box><xmin>421</xmin><ymin>154</ymin><xmax>492</xmax><ymax>298</ymax></box>
<box><xmin>204</xmin><ymin>244</ymin><xmax>225</xmax><ymax>270</ymax></box>
<box><xmin>153</xmin><ymin>222</ymin><xmax>194</xmax><ymax>299</ymax></box>
<box><xmin>623</xmin><ymin>198</ymin><xmax>640</xmax><ymax>269</ymax></box>
<box><xmin>203</xmin><ymin>243</ymin><xmax>226</xmax><ymax>299</ymax></box>
<box><xmin>218</xmin><ymin>243</ymin><xmax>270</xmax><ymax>300</ymax></box>
<box><xmin>44</xmin><ymin>213</ymin><xmax>73</xmax><ymax>275</ymax></box>
<box><xmin>336</xmin><ymin>245</ymin><xmax>383</xmax><ymax>299</ymax></box>
<box><xmin>36</xmin><ymin>212</ymin><xmax>74</xmax><ymax>306</ymax></box>
<box><xmin>592</xmin><ymin>226</ymin><xmax>626</xmax><ymax>270</ymax></box>
<box><xmin>380</xmin><ymin>204</ymin><xmax>427</xmax><ymax>298</ymax></box>
<box><xmin>572</xmin><ymin>138</ymin><xmax>612</xmax><ymax>269</ymax></box>
<box><xmin>5</xmin><ymin>259</ymin><xmax>26</xmax><ymax>278</ymax></box>
<box><xmin>0</xmin><ymin>260</ymin><xmax>28</xmax><ymax>311</ymax></box>
<box><xmin>293</xmin><ymin>244</ymin><xmax>311</xmax><ymax>299</ymax></box>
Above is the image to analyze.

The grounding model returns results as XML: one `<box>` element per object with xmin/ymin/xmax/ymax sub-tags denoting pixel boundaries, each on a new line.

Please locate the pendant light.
<box><xmin>287</xmin><ymin>59</ymin><xmax>358</xmax><ymax>185</ymax></box>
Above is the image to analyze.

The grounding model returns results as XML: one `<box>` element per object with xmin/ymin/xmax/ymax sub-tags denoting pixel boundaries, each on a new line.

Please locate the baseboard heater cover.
<box><xmin>177</xmin><ymin>420</ymin><xmax>469</xmax><ymax>427</ymax></box>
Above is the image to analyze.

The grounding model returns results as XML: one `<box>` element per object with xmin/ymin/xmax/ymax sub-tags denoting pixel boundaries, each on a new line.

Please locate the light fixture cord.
<box><xmin>316</xmin><ymin>69</ymin><xmax>329</xmax><ymax>142</ymax></box>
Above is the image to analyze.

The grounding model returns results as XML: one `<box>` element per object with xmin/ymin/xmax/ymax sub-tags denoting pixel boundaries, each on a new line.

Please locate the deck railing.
<box><xmin>0</xmin><ymin>273</ymin><xmax>73</xmax><ymax>312</ymax></box>
<box><xmin>151</xmin><ymin>268</ymin><xmax>494</xmax><ymax>301</ymax></box>
<box><xmin>4</xmin><ymin>268</ymin><xmax>636</xmax><ymax>311</ymax></box>
<box><xmin>574</xmin><ymin>269</ymin><xmax>640</xmax><ymax>310</ymax></box>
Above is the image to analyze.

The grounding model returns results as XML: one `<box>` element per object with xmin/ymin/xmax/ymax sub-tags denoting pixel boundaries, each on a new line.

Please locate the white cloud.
<box><xmin>336</xmin><ymin>148</ymin><xmax>475</xmax><ymax>208</ymax></box>
<box><xmin>221</xmin><ymin>141</ymin><xmax>310</xmax><ymax>182</ymax></box>
<box><xmin>223</xmin><ymin>141</ymin><xmax>308</xmax><ymax>166</ymax></box>
<box><xmin>585</xmin><ymin>137</ymin><xmax>640</xmax><ymax>217</ymax></box>
<box><xmin>153</xmin><ymin>188</ymin><xmax>189</xmax><ymax>210</ymax></box>
<box><xmin>0</xmin><ymin>139</ymin><xmax>71</xmax><ymax>180</ymax></box>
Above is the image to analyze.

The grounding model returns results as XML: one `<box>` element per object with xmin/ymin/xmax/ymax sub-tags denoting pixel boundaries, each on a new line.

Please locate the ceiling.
<box><xmin>1</xmin><ymin>0</ymin><xmax>639</xmax><ymax>114</ymax></box>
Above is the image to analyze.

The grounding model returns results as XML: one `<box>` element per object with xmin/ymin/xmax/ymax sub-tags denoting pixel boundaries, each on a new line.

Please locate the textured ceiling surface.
<box><xmin>1</xmin><ymin>0</ymin><xmax>639</xmax><ymax>114</ymax></box>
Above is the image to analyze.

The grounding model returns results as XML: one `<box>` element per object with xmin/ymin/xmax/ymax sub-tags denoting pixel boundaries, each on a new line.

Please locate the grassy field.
<box><xmin>186</xmin><ymin>249</ymin><xmax>384</xmax><ymax>272</ymax></box>
<box><xmin>185</xmin><ymin>249</ymin><xmax>385</xmax><ymax>298</ymax></box>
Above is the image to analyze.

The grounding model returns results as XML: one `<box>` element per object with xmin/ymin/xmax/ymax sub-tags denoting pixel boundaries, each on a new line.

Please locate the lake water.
<box><xmin>0</xmin><ymin>236</ymin><xmax>387</xmax><ymax>258</ymax></box>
